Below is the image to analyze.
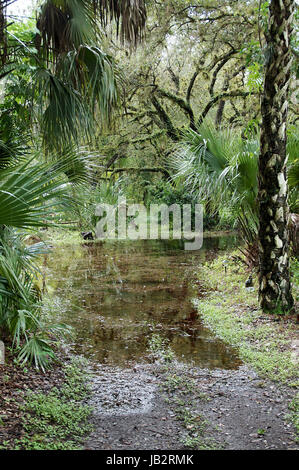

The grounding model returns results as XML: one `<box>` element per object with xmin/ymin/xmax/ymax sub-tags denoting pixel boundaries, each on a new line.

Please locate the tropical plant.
<box><xmin>32</xmin><ymin>0</ymin><xmax>146</xmax><ymax>148</ymax></box>
<box><xmin>171</xmin><ymin>121</ymin><xmax>260</xmax><ymax>217</ymax></box>
<box><xmin>67</xmin><ymin>179</ymin><xmax>125</xmax><ymax>232</ymax></box>
<box><xmin>0</xmin><ymin>0</ymin><xmax>147</xmax><ymax>369</ymax></box>
<box><xmin>0</xmin><ymin>145</ymin><xmax>104</xmax><ymax>368</ymax></box>
<box><xmin>0</xmin><ymin>228</ymin><xmax>72</xmax><ymax>371</ymax></box>
<box><xmin>1</xmin><ymin>0</ymin><xmax>147</xmax><ymax>152</ymax></box>
<box><xmin>171</xmin><ymin>120</ymin><xmax>299</xmax><ymax>266</ymax></box>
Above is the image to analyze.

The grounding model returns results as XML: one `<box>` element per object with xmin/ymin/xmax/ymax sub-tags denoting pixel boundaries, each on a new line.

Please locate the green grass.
<box><xmin>11</xmin><ymin>357</ymin><xmax>93</xmax><ymax>450</ymax></box>
<box><xmin>148</xmin><ymin>333</ymin><xmax>175</xmax><ymax>363</ymax></box>
<box><xmin>197</xmin><ymin>253</ymin><xmax>299</xmax><ymax>386</ymax></box>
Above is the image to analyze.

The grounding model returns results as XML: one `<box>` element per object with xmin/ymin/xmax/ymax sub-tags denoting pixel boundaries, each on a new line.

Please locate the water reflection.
<box><xmin>45</xmin><ymin>236</ymin><xmax>242</xmax><ymax>369</ymax></box>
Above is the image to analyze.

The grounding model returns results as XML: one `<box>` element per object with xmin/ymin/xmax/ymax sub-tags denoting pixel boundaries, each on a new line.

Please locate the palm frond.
<box><xmin>96</xmin><ymin>0</ymin><xmax>146</xmax><ymax>45</ymax></box>
<box><xmin>33</xmin><ymin>67</ymin><xmax>92</xmax><ymax>147</ymax></box>
<box><xmin>171</xmin><ymin>121</ymin><xmax>260</xmax><ymax>215</ymax></box>
<box><xmin>60</xmin><ymin>45</ymin><xmax>118</xmax><ymax>118</ymax></box>
<box><xmin>0</xmin><ymin>228</ymin><xmax>73</xmax><ymax>371</ymax></box>
<box><xmin>0</xmin><ymin>115</ymin><xmax>29</xmax><ymax>169</ymax></box>
<box><xmin>36</xmin><ymin>0</ymin><xmax>96</xmax><ymax>60</ymax></box>
<box><xmin>36</xmin><ymin>0</ymin><xmax>146</xmax><ymax>57</ymax></box>
<box><xmin>33</xmin><ymin>51</ymin><xmax>118</xmax><ymax>147</ymax></box>
<box><xmin>50</xmin><ymin>144</ymin><xmax>102</xmax><ymax>185</ymax></box>
<box><xmin>17</xmin><ymin>336</ymin><xmax>56</xmax><ymax>372</ymax></box>
<box><xmin>0</xmin><ymin>158</ymin><xmax>69</xmax><ymax>228</ymax></box>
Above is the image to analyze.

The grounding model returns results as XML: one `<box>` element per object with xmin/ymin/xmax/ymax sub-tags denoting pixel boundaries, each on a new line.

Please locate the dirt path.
<box><xmin>84</xmin><ymin>361</ymin><xmax>298</xmax><ymax>450</ymax></box>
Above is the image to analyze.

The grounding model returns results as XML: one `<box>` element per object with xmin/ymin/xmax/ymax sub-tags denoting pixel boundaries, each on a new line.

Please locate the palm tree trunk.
<box><xmin>258</xmin><ymin>0</ymin><xmax>295</xmax><ymax>313</ymax></box>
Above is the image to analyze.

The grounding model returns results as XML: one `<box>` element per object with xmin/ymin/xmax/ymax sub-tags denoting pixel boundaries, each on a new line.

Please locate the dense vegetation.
<box><xmin>0</xmin><ymin>0</ymin><xmax>298</xmax><ymax>371</ymax></box>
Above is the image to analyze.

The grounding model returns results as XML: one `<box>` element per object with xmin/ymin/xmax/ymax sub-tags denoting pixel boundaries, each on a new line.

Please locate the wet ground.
<box><xmin>85</xmin><ymin>363</ymin><xmax>297</xmax><ymax>450</ymax></box>
<box><xmin>45</xmin><ymin>236</ymin><xmax>298</xmax><ymax>450</ymax></box>
<box><xmin>45</xmin><ymin>236</ymin><xmax>240</xmax><ymax>369</ymax></box>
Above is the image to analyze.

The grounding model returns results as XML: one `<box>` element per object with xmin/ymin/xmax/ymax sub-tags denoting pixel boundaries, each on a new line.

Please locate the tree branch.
<box><xmin>197</xmin><ymin>91</ymin><xmax>256</xmax><ymax>126</ymax></box>
<box><xmin>209</xmin><ymin>49</ymin><xmax>237</xmax><ymax>96</ymax></box>
<box><xmin>154</xmin><ymin>87</ymin><xmax>196</xmax><ymax>130</ymax></box>
<box><xmin>150</xmin><ymin>95</ymin><xmax>180</xmax><ymax>141</ymax></box>
<box><xmin>186</xmin><ymin>69</ymin><xmax>200</xmax><ymax>104</ymax></box>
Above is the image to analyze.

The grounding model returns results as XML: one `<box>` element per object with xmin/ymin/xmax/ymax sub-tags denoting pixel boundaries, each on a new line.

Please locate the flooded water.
<box><xmin>45</xmin><ymin>236</ymin><xmax>242</xmax><ymax>369</ymax></box>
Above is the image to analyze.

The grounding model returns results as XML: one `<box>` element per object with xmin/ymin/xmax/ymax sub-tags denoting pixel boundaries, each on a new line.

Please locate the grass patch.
<box><xmin>11</xmin><ymin>357</ymin><xmax>92</xmax><ymax>450</ymax></box>
<box><xmin>197</xmin><ymin>253</ymin><xmax>299</xmax><ymax>386</ymax></box>
<box><xmin>148</xmin><ymin>333</ymin><xmax>175</xmax><ymax>363</ymax></box>
<box><xmin>160</xmin><ymin>372</ymin><xmax>222</xmax><ymax>450</ymax></box>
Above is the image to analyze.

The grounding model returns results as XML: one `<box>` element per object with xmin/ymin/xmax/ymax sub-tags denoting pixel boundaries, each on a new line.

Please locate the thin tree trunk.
<box><xmin>215</xmin><ymin>76</ymin><xmax>229</xmax><ymax>128</ymax></box>
<box><xmin>258</xmin><ymin>0</ymin><xmax>295</xmax><ymax>313</ymax></box>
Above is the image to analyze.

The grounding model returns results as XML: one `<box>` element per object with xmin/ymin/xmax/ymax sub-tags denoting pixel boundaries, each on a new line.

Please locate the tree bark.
<box><xmin>258</xmin><ymin>0</ymin><xmax>295</xmax><ymax>313</ymax></box>
<box><xmin>215</xmin><ymin>76</ymin><xmax>229</xmax><ymax>128</ymax></box>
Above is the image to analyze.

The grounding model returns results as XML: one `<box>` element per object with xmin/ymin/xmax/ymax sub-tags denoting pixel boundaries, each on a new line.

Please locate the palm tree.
<box><xmin>1</xmin><ymin>0</ymin><xmax>146</xmax><ymax>149</ymax></box>
<box><xmin>258</xmin><ymin>0</ymin><xmax>295</xmax><ymax>313</ymax></box>
<box><xmin>36</xmin><ymin>0</ymin><xmax>146</xmax><ymax>51</ymax></box>
<box><xmin>33</xmin><ymin>0</ymin><xmax>145</xmax><ymax>148</ymax></box>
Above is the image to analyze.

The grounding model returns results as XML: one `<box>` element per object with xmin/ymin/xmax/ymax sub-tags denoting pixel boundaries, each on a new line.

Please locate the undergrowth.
<box><xmin>12</xmin><ymin>357</ymin><xmax>92</xmax><ymax>450</ymax></box>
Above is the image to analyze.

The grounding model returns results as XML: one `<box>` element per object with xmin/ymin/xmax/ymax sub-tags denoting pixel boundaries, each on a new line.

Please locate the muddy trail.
<box><xmin>85</xmin><ymin>363</ymin><xmax>297</xmax><ymax>450</ymax></box>
<box><xmin>45</xmin><ymin>238</ymin><xmax>298</xmax><ymax>451</ymax></box>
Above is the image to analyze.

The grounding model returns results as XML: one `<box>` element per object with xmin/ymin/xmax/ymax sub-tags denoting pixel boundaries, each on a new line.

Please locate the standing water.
<box><xmin>45</xmin><ymin>236</ymin><xmax>241</xmax><ymax>369</ymax></box>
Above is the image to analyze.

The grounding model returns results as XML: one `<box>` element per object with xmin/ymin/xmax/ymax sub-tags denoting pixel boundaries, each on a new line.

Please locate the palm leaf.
<box><xmin>95</xmin><ymin>0</ymin><xmax>146</xmax><ymax>45</ymax></box>
<box><xmin>36</xmin><ymin>0</ymin><xmax>96</xmax><ymax>60</ymax></box>
<box><xmin>60</xmin><ymin>45</ymin><xmax>118</xmax><ymax>118</ymax></box>
<box><xmin>17</xmin><ymin>336</ymin><xmax>56</xmax><ymax>372</ymax></box>
<box><xmin>0</xmin><ymin>156</ymin><xmax>73</xmax><ymax>228</ymax></box>
<box><xmin>37</xmin><ymin>0</ymin><xmax>146</xmax><ymax>56</ymax></box>
<box><xmin>50</xmin><ymin>145</ymin><xmax>103</xmax><ymax>185</ymax></box>
<box><xmin>33</xmin><ymin>67</ymin><xmax>92</xmax><ymax>147</ymax></box>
